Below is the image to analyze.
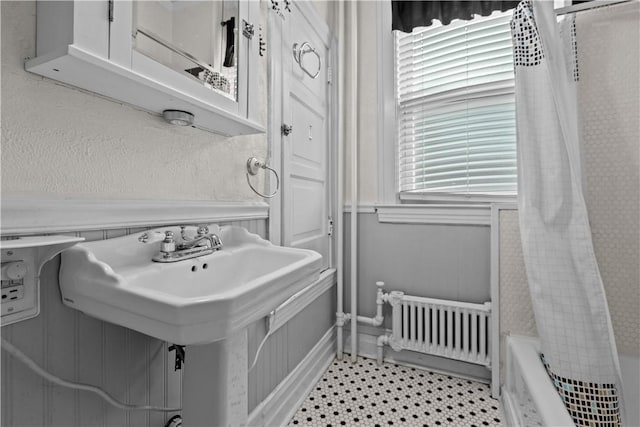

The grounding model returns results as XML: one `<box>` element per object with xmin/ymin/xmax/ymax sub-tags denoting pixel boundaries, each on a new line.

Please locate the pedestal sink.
<box><xmin>59</xmin><ymin>225</ymin><xmax>322</xmax><ymax>345</ymax></box>
<box><xmin>59</xmin><ymin>225</ymin><xmax>323</xmax><ymax>426</ymax></box>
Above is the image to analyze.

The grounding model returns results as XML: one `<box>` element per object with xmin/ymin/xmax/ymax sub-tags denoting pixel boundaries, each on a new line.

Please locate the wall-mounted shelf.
<box><xmin>25</xmin><ymin>1</ymin><xmax>264</xmax><ymax>137</ymax></box>
<box><xmin>1</xmin><ymin>235</ymin><xmax>84</xmax><ymax>326</ymax></box>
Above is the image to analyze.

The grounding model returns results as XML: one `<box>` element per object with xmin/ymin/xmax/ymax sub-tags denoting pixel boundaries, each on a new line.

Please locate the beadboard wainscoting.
<box><xmin>248</xmin><ymin>276</ymin><xmax>337</xmax><ymax>414</ymax></box>
<box><xmin>1</xmin><ymin>200</ymin><xmax>337</xmax><ymax>427</ymax></box>
<box><xmin>343</xmin><ymin>212</ymin><xmax>491</xmax><ymax>310</ymax></box>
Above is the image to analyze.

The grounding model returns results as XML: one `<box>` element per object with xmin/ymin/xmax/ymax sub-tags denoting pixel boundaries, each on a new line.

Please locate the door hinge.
<box><xmin>242</xmin><ymin>20</ymin><xmax>255</xmax><ymax>40</ymax></box>
<box><xmin>108</xmin><ymin>0</ymin><xmax>114</xmax><ymax>22</ymax></box>
<box><xmin>328</xmin><ymin>216</ymin><xmax>334</xmax><ymax>236</ymax></box>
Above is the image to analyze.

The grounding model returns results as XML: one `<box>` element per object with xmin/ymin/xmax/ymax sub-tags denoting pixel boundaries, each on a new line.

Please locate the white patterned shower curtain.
<box><xmin>511</xmin><ymin>1</ymin><xmax>625</xmax><ymax>425</ymax></box>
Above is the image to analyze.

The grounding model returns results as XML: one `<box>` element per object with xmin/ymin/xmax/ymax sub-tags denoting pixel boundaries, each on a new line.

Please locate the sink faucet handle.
<box><xmin>160</xmin><ymin>231</ymin><xmax>176</xmax><ymax>254</ymax></box>
<box><xmin>180</xmin><ymin>225</ymin><xmax>197</xmax><ymax>241</ymax></box>
<box><xmin>139</xmin><ymin>231</ymin><xmax>176</xmax><ymax>254</ymax></box>
<box><xmin>212</xmin><ymin>234</ymin><xmax>223</xmax><ymax>249</ymax></box>
<box><xmin>139</xmin><ymin>231</ymin><xmax>169</xmax><ymax>244</ymax></box>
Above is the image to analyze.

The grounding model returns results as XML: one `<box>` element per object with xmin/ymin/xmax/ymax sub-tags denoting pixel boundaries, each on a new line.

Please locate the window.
<box><xmin>395</xmin><ymin>11</ymin><xmax>517</xmax><ymax>199</ymax></box>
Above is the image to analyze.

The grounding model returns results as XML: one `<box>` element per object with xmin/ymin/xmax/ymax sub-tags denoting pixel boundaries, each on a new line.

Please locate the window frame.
<box><xmin>377</xmin><ymin>1</ymin><xmax>518</xmax><ymax>206</ymax></box>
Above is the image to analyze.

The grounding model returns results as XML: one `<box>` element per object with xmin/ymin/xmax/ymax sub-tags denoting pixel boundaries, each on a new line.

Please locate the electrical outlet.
<box><xmin>1</xmin><ymin>256</ymin><xmax>38</xmax><ymax>325</ymax></box>
<box><xmin>1</xmin><ymin>284</ymin><xmax>25</xmax><ymax>302</ymax></box>
<box><xmin>0</xmin><ymin>235</ymin><xmax>83</xmax><ymax>326</ymax></box>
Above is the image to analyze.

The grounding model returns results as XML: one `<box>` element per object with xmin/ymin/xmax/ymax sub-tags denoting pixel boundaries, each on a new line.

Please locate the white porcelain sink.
<box><xmin>59</xmin><ymin>226</ymin><xmax>322</xmax><ymax>345</ymax></box>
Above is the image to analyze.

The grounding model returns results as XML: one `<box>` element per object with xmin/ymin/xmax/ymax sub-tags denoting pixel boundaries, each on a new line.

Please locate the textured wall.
<box><xmin>354</xmin><ymin>1</ymin><xmax>380</xmax><ymax>204</ymax></box>
<box><xmin>498</xmin><ymin>210</ymin><xmax>537</xmax><ymax>341</ymax></box>
<box><xmin>498</xmin><ymin>0</ymin><xmax>639</xmax><ymax>360</ymax></box>
<box><xmin>343</xmin><ymin>1</ymin><xmax>379</xmax><ymax>204</ymax></box>
<box><xmin>499</xmin><ymin>2</ymin><xmax>639</xmax><ymax>358</ymax></box>
<box><xmin>577</xmin><ymin>1</ymin><xmax>639</xmax><ymax>357</ymax></box>
<box><xmin>1</xmin><ymin>1</ymin><xmax>267</xmax><ymax>201</ymax></box>
<box><xmin>498</xmin><ymin>209</ymin><xmax>537</xmax><ymax>383</ymax></box>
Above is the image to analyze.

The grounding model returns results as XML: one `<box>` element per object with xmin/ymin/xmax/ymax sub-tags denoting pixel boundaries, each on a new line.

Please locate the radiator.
<box><xmin>383</xmin><ymin>292</ymin><xmax>492</xmax><ymax>367</ymax></box>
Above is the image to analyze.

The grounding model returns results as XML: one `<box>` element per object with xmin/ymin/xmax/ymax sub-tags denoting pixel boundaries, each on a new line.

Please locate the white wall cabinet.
<box><xmin>26</xmin><ymin>1</ymin><xmax>264</xmax><ymax>136</ymax></box>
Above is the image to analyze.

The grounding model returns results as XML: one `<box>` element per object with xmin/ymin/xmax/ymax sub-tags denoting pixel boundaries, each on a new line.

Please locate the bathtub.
<box><xmin>501</xmin><ymin>335</ymin><xmax>640</xmax><ymax>427</ymax></box>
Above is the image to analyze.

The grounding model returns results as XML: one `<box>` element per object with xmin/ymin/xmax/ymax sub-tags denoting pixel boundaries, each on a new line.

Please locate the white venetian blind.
<box><xmin>396</xmin><ymin>10</ymin><xmax>517</xmax><ymax>196</ymax></box>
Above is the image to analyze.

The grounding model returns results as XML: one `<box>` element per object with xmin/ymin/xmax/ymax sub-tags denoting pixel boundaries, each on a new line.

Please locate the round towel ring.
<box><xmin>292</xmin><ymin>42</ymin><xmax>321</xmax><ymax>79</ymax></box>
<box><xmin>246</xmin><ymin>157</ymin><xmax>280</xmax><ymax>199</ymax></box>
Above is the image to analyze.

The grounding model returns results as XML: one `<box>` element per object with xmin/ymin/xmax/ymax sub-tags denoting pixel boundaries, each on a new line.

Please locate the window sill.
<box><xmin>373</xmin><ymin>193</ymin><xmax>517</xmax><ymax>225</ymax></box>
<box><xmin>376</xmin><ymin>204</ymin><xmax>492</xmax><ymax>226</ymax></box>
<box><xmin>399</xmin><ymin>192</ymin><xmax>517</xmax><ymax>204</ymax></box>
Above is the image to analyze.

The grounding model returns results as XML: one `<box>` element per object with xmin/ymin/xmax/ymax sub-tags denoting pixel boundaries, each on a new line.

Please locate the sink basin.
<box><xmin>59</xmin><ymin>226</ymin><xmax>322</xmax><ymax>345</ymax></box>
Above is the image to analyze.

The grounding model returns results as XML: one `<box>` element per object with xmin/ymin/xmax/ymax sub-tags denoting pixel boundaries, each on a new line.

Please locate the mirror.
<box><xmin>132</xmin><ymin>0</ymin><xmax>239</xmax><ymax>102</ymax></box>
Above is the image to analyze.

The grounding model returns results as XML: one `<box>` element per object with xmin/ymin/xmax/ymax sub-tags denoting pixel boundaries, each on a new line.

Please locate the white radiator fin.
<box><xmin>391</xmin><ymin>295</ymin><xmax>491</xmax><ymax>366</ymax></box>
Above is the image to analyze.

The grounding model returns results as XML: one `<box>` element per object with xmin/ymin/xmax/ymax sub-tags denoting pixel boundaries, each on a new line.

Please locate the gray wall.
<box><xmin>1</xmin><ymin>1</ymin><xmax>267</xmax><ymax>201</ymax></box>
<box><xmin>1</xmin><ymin>220</ymin><xmax>336</xmax><ymax>427</ymax></box>
<box><xmin>344</xmin><ymin>212</ymin><xmax>491</xmax><ymax>320</ymax></box>
<box><xmin>343</xmin><ymin>212</ymin><xmax>491</xmax><ymax>378</ymax></box>
<box><xmin>248</xmin><ymin>286</ymin><xmax>336</xmax><ymax>412</ymax></box>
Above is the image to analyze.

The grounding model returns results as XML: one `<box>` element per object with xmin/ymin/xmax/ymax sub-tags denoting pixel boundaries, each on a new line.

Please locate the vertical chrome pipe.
<box><xmin>336</xmin><ymin>0</ymin><xmax>346</xmax><ymax>362</ymax></box>
<box><xmin>348</xmin><ymin>0</ymin><xmax>359</xmax><ymax>364</ymax></box>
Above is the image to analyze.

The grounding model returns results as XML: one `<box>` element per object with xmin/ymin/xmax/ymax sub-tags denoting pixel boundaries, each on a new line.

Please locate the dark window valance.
<box><xmin>391</xmin><ymin>1</ymin><xmax>521</xmax><ymax>33</ymax></box>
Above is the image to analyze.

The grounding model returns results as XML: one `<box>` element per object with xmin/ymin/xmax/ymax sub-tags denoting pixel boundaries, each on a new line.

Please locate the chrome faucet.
<box><xmin>179</xmin><ymin>226</ymin><xmax>222</xmax><ymax>250</ymax></box>
<box><xmin>139</xmin><ymin>225</ymin><xmax>223</xmax><ymax>263</ymax></box>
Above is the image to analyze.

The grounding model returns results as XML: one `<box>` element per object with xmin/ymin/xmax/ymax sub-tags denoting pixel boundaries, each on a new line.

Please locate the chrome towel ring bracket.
<box><xmin>292</xmin><ymin>42</ymin><xmax>321</xmax><ymax>79</ymax></box>
<box><xmin>246</xmin><ymin>157</ymin><xmax>280</xmax><ymax>199</ymax></box>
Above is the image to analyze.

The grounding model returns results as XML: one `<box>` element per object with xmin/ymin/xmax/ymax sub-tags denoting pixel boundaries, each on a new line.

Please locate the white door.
<box><xmin>276</xmin><ymin>3</ymin><xmax>334</xmax><ymax>270</ymax></box>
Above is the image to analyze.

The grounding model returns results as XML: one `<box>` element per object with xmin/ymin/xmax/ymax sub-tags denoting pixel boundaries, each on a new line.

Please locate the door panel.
<box><xmin>290</xmin><ymin>95</ymin><xmax>326</xmax><ymax>181</ymax></box>
<box><xmin>282</xmin><ymin>3</ymin><xmax>332</xmax><ymax>270</ymax></box>
<box><xmin>291</xmin><ymin>180</ymin><xmax>325</xmax><ymax>247</ymax></box>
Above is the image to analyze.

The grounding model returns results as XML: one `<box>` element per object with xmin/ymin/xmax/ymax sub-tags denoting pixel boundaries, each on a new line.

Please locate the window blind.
<box><xmin>396</xmin><ymin>11</ymin><xmax>517</xmax><ymax>196</ymax></box>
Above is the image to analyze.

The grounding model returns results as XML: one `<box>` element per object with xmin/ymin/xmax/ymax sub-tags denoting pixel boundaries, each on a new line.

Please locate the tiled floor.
<box><xmin>288</xmin><ymin>355</ymin><xmax>502</xmax><ymax>426</ymax></box>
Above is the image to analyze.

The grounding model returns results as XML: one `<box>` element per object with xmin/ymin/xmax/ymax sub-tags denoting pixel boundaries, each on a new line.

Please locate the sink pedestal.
<box><xmin>182</xmin><ymin>331</ymin><xmax>248</xmax><ymax>426</ymax></box>
<box><xmin>57</xmin><ymin>224</ymin><xmax>323</xmax><ymax>425</ymax></box>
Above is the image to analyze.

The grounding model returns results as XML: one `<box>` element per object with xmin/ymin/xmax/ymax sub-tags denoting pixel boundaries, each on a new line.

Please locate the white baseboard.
<box><xmin>248</xmin><ymin>326</ymin><xmax>336</xmax><ymax>427</ymax></box>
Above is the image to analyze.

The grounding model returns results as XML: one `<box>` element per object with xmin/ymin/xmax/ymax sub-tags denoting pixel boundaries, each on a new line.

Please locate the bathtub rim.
<box><xmin>501</xmin><ymin>335</ymin><xmax>574</xmax><ymax>427</ymax></box>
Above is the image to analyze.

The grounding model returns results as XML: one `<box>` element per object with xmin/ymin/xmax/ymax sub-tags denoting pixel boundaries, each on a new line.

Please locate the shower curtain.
<box><xmin>511</xmin><ymin>1</ymin><xmax>625</xmax><ymax>425</ymax></box>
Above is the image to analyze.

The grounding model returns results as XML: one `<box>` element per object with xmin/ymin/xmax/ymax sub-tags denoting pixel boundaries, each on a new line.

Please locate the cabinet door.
<box><xmin>108</xmin><ymin>0</ymin><xmax>132</xmax><ymax>67</ymax></box>
<box><xmin>109</xmin><ymin>1</ymin><xmax>254</xmax><ymax>117</ymax></box>
<box><xmin>35</xmin><ymin>1</ymin><xmax>109</xmax><ymax>59</ymax></box>
<box><xmin>28</xmin><ymin>0</ymin><xmax>265</xmax><ymax>136</ymax></box>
